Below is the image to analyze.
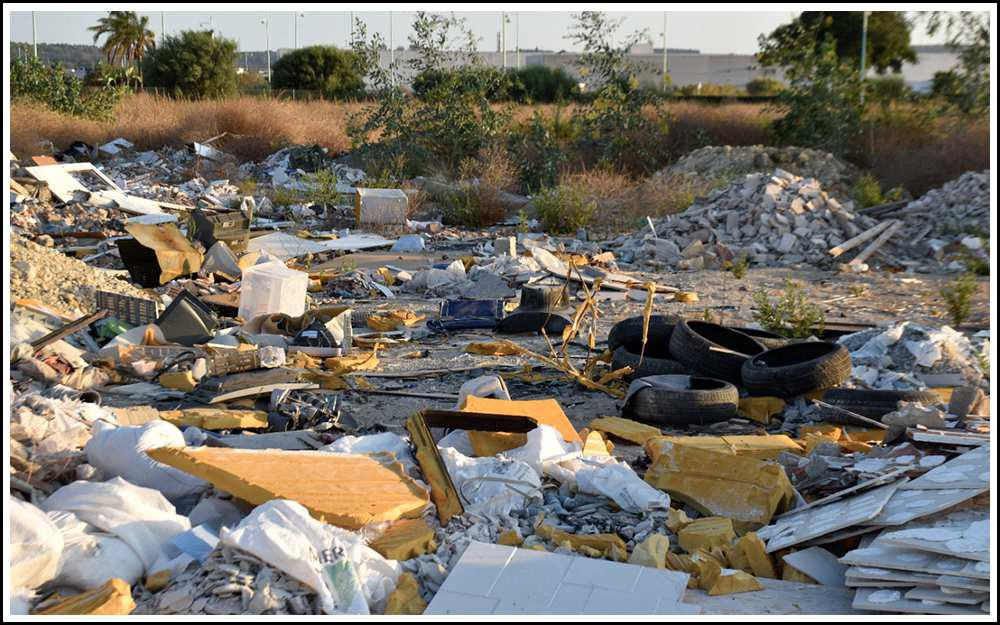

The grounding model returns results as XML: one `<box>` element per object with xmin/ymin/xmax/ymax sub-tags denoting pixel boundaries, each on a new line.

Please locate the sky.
<box><xmin>7</xmin><ymin>8</ymin><xmax>951</xmax><ymax>55</ymax></box>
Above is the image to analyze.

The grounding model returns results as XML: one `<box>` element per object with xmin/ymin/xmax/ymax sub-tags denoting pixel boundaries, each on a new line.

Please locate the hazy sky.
<box><xmin>8</xmin><ymin>9</ymin><xmax>950</xmax><ymax>55</ymax></box>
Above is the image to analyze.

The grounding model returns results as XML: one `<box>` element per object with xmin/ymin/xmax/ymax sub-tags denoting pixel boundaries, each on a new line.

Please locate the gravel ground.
<box><xmin>10</xmin><ymin>234</ymin><xmax>150</xmax><ymax>316</ymax></box>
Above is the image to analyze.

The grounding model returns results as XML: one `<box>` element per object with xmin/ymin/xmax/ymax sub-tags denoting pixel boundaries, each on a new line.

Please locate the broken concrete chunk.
<box><xmin>628</xmin><ymin>533</ymin><xmax>671</xmax><ymax>569</ymax></box>
<box><xmin>588</xmin><ymin>416</ymin><xmax>661</xmax><ymax>445</ymax></box>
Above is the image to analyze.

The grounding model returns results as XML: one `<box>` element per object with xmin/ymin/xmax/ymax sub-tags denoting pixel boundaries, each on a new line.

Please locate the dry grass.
<box><xmin>11</xmin><ymin>94</ymin><xmax>988</xmax><ymax>200</ymax></box>
<box><xmin>11</xmin><ymin>92</ymin><xmax>361</xmax><ymax>161</ymax></box>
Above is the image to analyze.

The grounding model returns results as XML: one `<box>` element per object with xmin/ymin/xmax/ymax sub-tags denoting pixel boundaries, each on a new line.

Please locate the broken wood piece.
<box><xmin>828</xmin><ymin>220</ymin><xmax>892</xmax><ymax>258</ymax></box>
<box><xmin>406</xmin><ymin>411</ymin><xmax>464</xmax><ymax>524</ymax></box>
<box><xmin>850</xmin><ymin>220</ymin><xmax>902</xmax><ymax>266</ymax></box>
<box><xmin>30</xmin><ymin>309</ymin><xmax>109</xmax><ymax>353</ymax></box>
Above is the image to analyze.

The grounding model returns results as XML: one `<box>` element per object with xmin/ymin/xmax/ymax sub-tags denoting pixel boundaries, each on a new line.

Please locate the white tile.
<box><xmin>538</xmin><ymin>582</ymin><xmax>593</xmax><ymax>615</ymax></box>
<box><xmin>423</xmin><ymin>591</ymin><xmax>500</xmax><ymax>615</ymax></box>
<box><xmin>488</xmin><ymin>547</ymin><xmax>574</xmax><ymax>605</ymax></box>
<box><xmin>564</xmin><ymin>554</ymin><xmax>641</xmax><ymax>591</ymax></box>
<box><xmin>436</xmin><ymin>542</ymin><xmax>515</xmax><ymax>596</ymax></box>
<box><xmin>658</xmin><ymin>600</ymin><xmax>702</xmax><ymax>615</ymax></box>
<box><xmin>631</xmin><ymin>567</ymin><xmax>690</xmax><ymax>605</ymax></box>
<box><xmin>582</xmin><ymin>587</ymin><xmax>660</xmax><ymax>614</ymax></box>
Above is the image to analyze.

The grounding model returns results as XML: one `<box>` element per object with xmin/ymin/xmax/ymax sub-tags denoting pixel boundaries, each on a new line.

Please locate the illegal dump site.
<box><xmin>5</xmin><ymin>13</ymin><xmax>996</xmax><ymax>622</ymax></box>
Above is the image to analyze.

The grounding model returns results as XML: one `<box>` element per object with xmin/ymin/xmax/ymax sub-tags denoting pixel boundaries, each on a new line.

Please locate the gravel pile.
<box><xmin>898</xmin><ymin>170</ymin><xmax>989</xmax><ymax>238</ymax></box>
<box><xmin>10</xmin><ymin>235</ymin><xmax>148</xmax><ymax>315</ymax></box>
<box><xmin>653</xmin><ymin>145</ymin><xmax>859</xmax><ymax>193</ymax></box>
<box><xmin>133</xmin><ymin>547</ymin><xmax>322</xmax><ymax>615</ymax></box>
<box><xmin>611</xmin><ymin>168</ymin><xmax>879</xmax><ymax>269</ymax></box>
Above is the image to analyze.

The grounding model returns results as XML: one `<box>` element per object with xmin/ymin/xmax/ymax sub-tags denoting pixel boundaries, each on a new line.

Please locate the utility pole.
<box><xmin>515</xmin><ymin>13</ymin><xmax>520</xmax><ymax>69</ymax></box>
<box><xmin>661</xmin><ymin>12</ymin><xmax>668</xmax><ymax>92</ymax></box>
<box><xmin>161</xmin><ymin>11</ymin><xmax>165</xmax><ymax>41</ymax></box>
<box><xmin>500</xmin><ymin>12</ymin><xmax>507</xmax><ymax>69</ymax></box>
<box><xmin>32</xmin><ymin>11</ymin><xmax>37</xmax><ymax>59</ymax></box>
<box><xmin>349</xmin><ymin>11</ymin><xmax>354</xmax><ymax>46</ymax></box>
<box><xmin>859</xmin><ymin>11</ymin><xmax>869</xmax><ymax>104</ymax></box>
<box><xmin>261</xmin><ymin>17</ymin><xmax>271</xmax><ymax>83</ymax></box>
<box><xmin>389</xmin><ymin>11</ymin><xmax>394</xmax><ymax>85</ymax></box>
<box><xmin>294</xmin><ymin>12</ymin><xmax>298</xmax><ymax>49</ymax></box>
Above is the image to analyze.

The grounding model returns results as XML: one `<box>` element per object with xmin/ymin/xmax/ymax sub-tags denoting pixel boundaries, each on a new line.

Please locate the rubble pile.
<box><xmin>610</xmin><ymin>168</ymin><xmax>880</xmax><ymax>269</ymax></box>
<box><xmin>652</xmin><ymin>145</ymin><xmax>860</xmax><ymax>193</ymax></box>
<box><xmin>11</xmin><ymin>235</ymin><xmax>148</xmax><ymax>314</ymax></box>
<box><xmin>7</xmin><ymin>137</ymin><xmax>992</xmax><ymax>617</ymax></box>
<box><xmin>133</xmin><ymin>547</ymin><xmax>321</xmax><ymax>615</ymax></box>
<box><xmin>897</xmin><ymin>170</ymin><xmax>989</xmax><ymax>238</ymax></box>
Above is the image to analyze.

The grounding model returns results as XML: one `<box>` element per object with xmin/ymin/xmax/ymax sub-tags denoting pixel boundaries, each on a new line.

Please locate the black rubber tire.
<box><xmin>820</xmin><ymin>388</ymin><xmax>942</xmax><ymax>419</ymax></box>
<box><xmin>668</xmin><ymin>320</ymin><xmax>766</xmax><ymax>384</ymax></box>
<box><xmin>611</xmin><ymin>345</ymin><xmax>691</xmax><ymax>381</ymax></box>
<box><xmin>623</xmin><ymin>374</ymin><xmax>739</xmax><ymax>426</ymax></box>
<box><xmin>607</xmin><ymin>315</ymin><xmax>679</xmax><ymax>353</ymax></box>
<box><xmin>741</xmin><ymin>341</ymin><xmax>852</xmax><ymax>398</ymax></box>
<box><xmin>729</xmin><ymin>327</ymin><xmax>789</xmax><ymax>350</ymax></box>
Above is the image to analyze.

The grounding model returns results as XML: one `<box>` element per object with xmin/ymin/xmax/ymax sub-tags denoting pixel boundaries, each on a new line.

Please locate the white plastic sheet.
<box><xmin>85</xmin><ymin>420</ymin><xmax>207</xmax><ymax>499</ymax></box>
<box><xmin>40</xmin><ymin>477</ymin><xmax>191</xmax><ymax>575</ymax></box>
<box><xmin>48</xmin><ymin>510</ymin><xmax>145</xmax><ymax>590</ymax></box>
<box><xmin>10</xmin><ymin>497</ymin><xmax>64</xmax><ymax>593</ymax></box>
<box><xmin>220</xmin><ymin>500</ymin><xmax>400</xmax><ymax>615</ymax></box>
<box><xmin>440</xmin><ymin>447</ymin><xmax>542</xmax><ymax>520</ymax></box>
<box><xmin>322</xmin><ymin>432</ymin><xmax>415</xmax><ymax>468</ymax></box>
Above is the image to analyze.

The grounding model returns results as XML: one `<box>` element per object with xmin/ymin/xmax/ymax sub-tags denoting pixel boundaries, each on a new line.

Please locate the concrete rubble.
<box><xmin>6</xmin><ymin>138</ymin><xmax>992</xmax><ymax>617</ymax></box>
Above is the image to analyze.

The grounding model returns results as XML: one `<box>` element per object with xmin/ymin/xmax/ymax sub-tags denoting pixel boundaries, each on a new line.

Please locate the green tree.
<box><xmin>567</xmin><ymin>11</ymin><xmax>667</xmax><ymax>173</ymax></box>
<box><xmin>763</xmin><ymin>12</ymin><xmax>916</xmax><ymax>74</ymax></box>
<box><xmin>142</xmin><ymin>30</ymin><xmax>238</xmax><ymax>99</ymax></box>
<box><xmin>88</xmin><ymin>11</ymin><xmax>155</xmax><ymax>82</ymax></box>
<box><xmin>270</xmin><ymin>45</ymin><xmax>364</xmax><ymax>99</ymax></box>
<box><xmin>347</xmin><ymin>13</ymin><xmax>511</xmax><ymax>178</ymax></box>
<box><xmin>924</xmin><ymin>12</ymin><xmax>989</xmax><ymax>116</ymax></box>
<box><xmin>512</xmin><ymin>65</ymin><xmax>578</xmax><ymax>103</ymax></box>
<box><xmin>758</xmin><ymin>21</ymin><xmax>864</xmax><ymax>156</ymax></box>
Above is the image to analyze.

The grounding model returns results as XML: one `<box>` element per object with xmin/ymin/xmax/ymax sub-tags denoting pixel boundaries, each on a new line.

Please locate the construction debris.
<box><xmin>6</xmin><ymin>138</ymin><xmax>991</xmax><ymax>617</ymax></box>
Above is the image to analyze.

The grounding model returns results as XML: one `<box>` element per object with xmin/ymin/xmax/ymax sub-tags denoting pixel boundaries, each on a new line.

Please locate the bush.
<box><xmin>439</xmin><ymin>143</ymin><xmax>518</xmax><ymax>227</ymax></box>
<box><xmin>143</xmin><ymin>30</ymin><xmax>238</xmax><ymax>99</ymax></box>
<box><xmin>412</xmin><ymin>66</ymin><xmax>516</xmax><ymax>102</ymax></box>
<box><xmin>851</xmin><ymin>171</ymin><xmax>905</xmax><ymax>208</ymax></box>
<box><xmin>348</xmin><ymin>13</ymin><xmax>511</xmax><ymax>178</ymax></box>
<box><xmin>939</xmin><ymin>273</ymin><xmax>978</xmax><ymax>327</ymax></box>
<box><xmin>534</xmin><ymin>185</ymin><xmax>597</xmax><ymax>234</ymax></box>
<box><xmin>752</xmin><ymin>280</ymin><xmax>825</xmax><ymax>339</ymax></box>
<box><xmin>866</xmin><ymin>75</ymin><xmax>912</xmax><ymax>104</ymax></box>
<box><xmin>511</xmin><ymin>65</ymin><xmax>578</xmax><ymax>103</ymax></box>
<box><xmin>674</xmin><ymin>83</ymin><xmax>746</xmax><ymax>97</ymax></box>
<box><xmin>746</xmin><ymin>77</ymin><xmax>784</xmax><ymax>96</ymax></box>
<box><xmin>11</xmin><ymin>57</ymin><xmax>125</xmax><ymax>120</ymax></box>
<box><xmin>271</xmin><ymin>46</ymin><xmax>364</xmax><ymax>99</ymax></box>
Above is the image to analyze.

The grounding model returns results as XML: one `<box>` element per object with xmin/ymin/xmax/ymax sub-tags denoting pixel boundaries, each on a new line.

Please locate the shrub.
<box><xmin>674</xmin><ymin>83</ymin><xmax>746</xmax><ymax>97</ymax></box>
<box><xmin>439</xmin><ymin>143</ymin><xmax>518</xmax><ymax>227</ymax></box>
<box><xmin>752</xmin><ymin>280</ymin><xmax>825</xmax><ymax>339</ymax></box>
<box><xmin>412</xmin><ymin>66</ymin><xmax>516</xmax><ymax>102</ymax></box>
<box><xmin>348</xmin><ymin>13</ymin><xmax>511</xmax><ymax>178</ymax></box>
<box><xmin>512</xmin><ymin>65</ymin><xmax>578</xmax><ymax>103</ymax></box>
<box><xmin>272</xmin><ymin>45</ymin><xmax>364</xmax><ymax>99</ymax></box>
<box><xmin>143</xmin><ymin>30</ymin><xmax>238</xmax><ymax>99</ymax></box>
<box><xmin>534</xmin><ymin>185</ymin><xmax>597</xmax><ymax>234</ymax></box>
<box><xmin>939</xmin><ymin>273</ymin><xmax>978</xmax><ymax>327</ymax></box>
<box><xmin>866</xmin><ymin>75</ymin><xmax>912</xmax><ymax>104</ymax></box>
<box><xmin>746</xmin><ymin>77</ymin><xmax>784</xmax><ymax>96</ymax></box>
<box><xmin>11</xmin><ymin>57</ymin><xmax>125</xmax><ymax>120</ymax></box>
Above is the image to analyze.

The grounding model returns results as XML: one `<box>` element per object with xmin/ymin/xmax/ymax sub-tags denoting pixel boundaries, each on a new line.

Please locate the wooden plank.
<box><xmin>850</xmin><ymin>220</ymin><xmax>902</xmax><ymax>266</ymax></box>
<box><xmin>829</xmin><ymin>220</ymin><xmax>892</xmax><ymax>258</ymax></box>
<box><xmin>406</xmin><ymin>412</ymin><xmax>464</xmax><ymax>524</ymax></box>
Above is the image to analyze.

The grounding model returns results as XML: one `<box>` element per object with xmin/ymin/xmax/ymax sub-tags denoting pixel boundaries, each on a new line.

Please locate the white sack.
<box><xmin>10</xmin><ymin>497</ymin><xmax>64</xmax><ymax>593</ymax></box>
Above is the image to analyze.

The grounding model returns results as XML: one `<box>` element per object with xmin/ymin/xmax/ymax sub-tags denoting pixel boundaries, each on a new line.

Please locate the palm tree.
<box><xmin>89</xmin><ymin>11</ymin><xmax>156</xmax><ymax>72</ymax></box>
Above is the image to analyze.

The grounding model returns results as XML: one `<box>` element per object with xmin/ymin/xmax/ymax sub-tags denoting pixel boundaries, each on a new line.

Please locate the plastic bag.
<box><xmin>220</xmin><ymin>500</ymin><xmax>400</xmax><ymax>615</ymax></box>
<box><xmin>323</xmin><ymin>432</ymin><xmax>415</xmax><ymax>468</ymax></box>
<box><xmin>440</xmin><ymin>447</ymin><xmax>542</xmax><ymax>519</ymax></box>
<box><xmin>85</xmin><ymin>420</ymin><xmax>207</xmax><ymax>500</ymax></box>
<box><xmin>47</xmin><ymin>510</ymin><xmax>145</xmax><ymax>590</ymax></box>
<box><xmin>40</xmin><ymin>477</ymin><xmax>190</xmax><ymax>575</ymax></box>
<box><xmin>10</xmin><ymin>497</ymin><xmax>64</xmax><ymax>593</ymax></box>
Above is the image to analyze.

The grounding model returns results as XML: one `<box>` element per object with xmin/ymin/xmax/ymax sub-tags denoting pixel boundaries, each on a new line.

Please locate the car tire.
<box><xmin>623</xmin><ymin>374</ymin><xmax>739</xmax><ymax>426</ymax></box>
<box><xmin>611</xmin><ymin>345</ymin><xmax>691</xmax><ymax>381</ymax></box>
<box><xmin>668</xmin><ymin>320</ymin><xmax>766</xmax><ymax>384</ymax></box>
<box><xmin>742</xmin><ymin>341</ymin><xmax>852</xmax><ymax>398</ymax></box>
<box><xmin>819</xmin><ymin>388</ymin><xmax>942</xmax><ymax>419</ymax></box>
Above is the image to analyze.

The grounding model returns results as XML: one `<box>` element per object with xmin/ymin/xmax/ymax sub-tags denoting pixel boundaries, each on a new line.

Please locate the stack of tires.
<box><xmin>608</xmin><ymin>316</ymin><xmax>852</xmax><ymax>428</ymax></box>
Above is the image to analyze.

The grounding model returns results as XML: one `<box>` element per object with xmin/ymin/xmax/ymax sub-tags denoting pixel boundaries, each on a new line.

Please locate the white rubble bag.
<box><xmin>220</xmin><ymin>500</ymin><xmax>401</xmax><ymax>615</ymax></box>
<box><xmin>439</xmin><ymin>446</ymin><xmax>542</xmax><ymax>520</ymax></box>
<box><xmin>10</xmin><ymin>497</ymin><xmax>64</xmax><ymax>595</ymax></box>
<box><xmin>47</xmin><ymin>510</ymin><xmax>145</xmax><ymax>590</ymax></box>
<box><xmin>85</xmin><ymin>420</ymin><xmax>207</xmax><ymax>500</ymax></box>
<box><xmin>322</xmin><ymin>432</ymin><xmax>416</xmax><ymax>469</ymax></box>
<box><xmin>40</xmin><ymin>477</ymin><xmax>191</xmax><ymax>578</ymax></box>
<box><xmin>547</xmin><ymin>455</ymin><xmax>671</xmax><ymax>514</ymax></box>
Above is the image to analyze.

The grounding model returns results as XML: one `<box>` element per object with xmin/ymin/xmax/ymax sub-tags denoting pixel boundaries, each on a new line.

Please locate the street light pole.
<box><xmin>261</xmin><ymin>17</ymin><xmax>271</xmax><ymax>83</ymax></box>
<box><xmin>32</xmin><ymin>11</ymin><xmax>37</xmax><ymax>58</ymax></box>
<box><xmin>515</xmin><ymin>13</ymin><xmax>520</xmax><ymax>69</ymax></box>
<box><xmin>662</xmin><ymin>12</ymin><xmax>668</xmax><ymax>92</ymax></box>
